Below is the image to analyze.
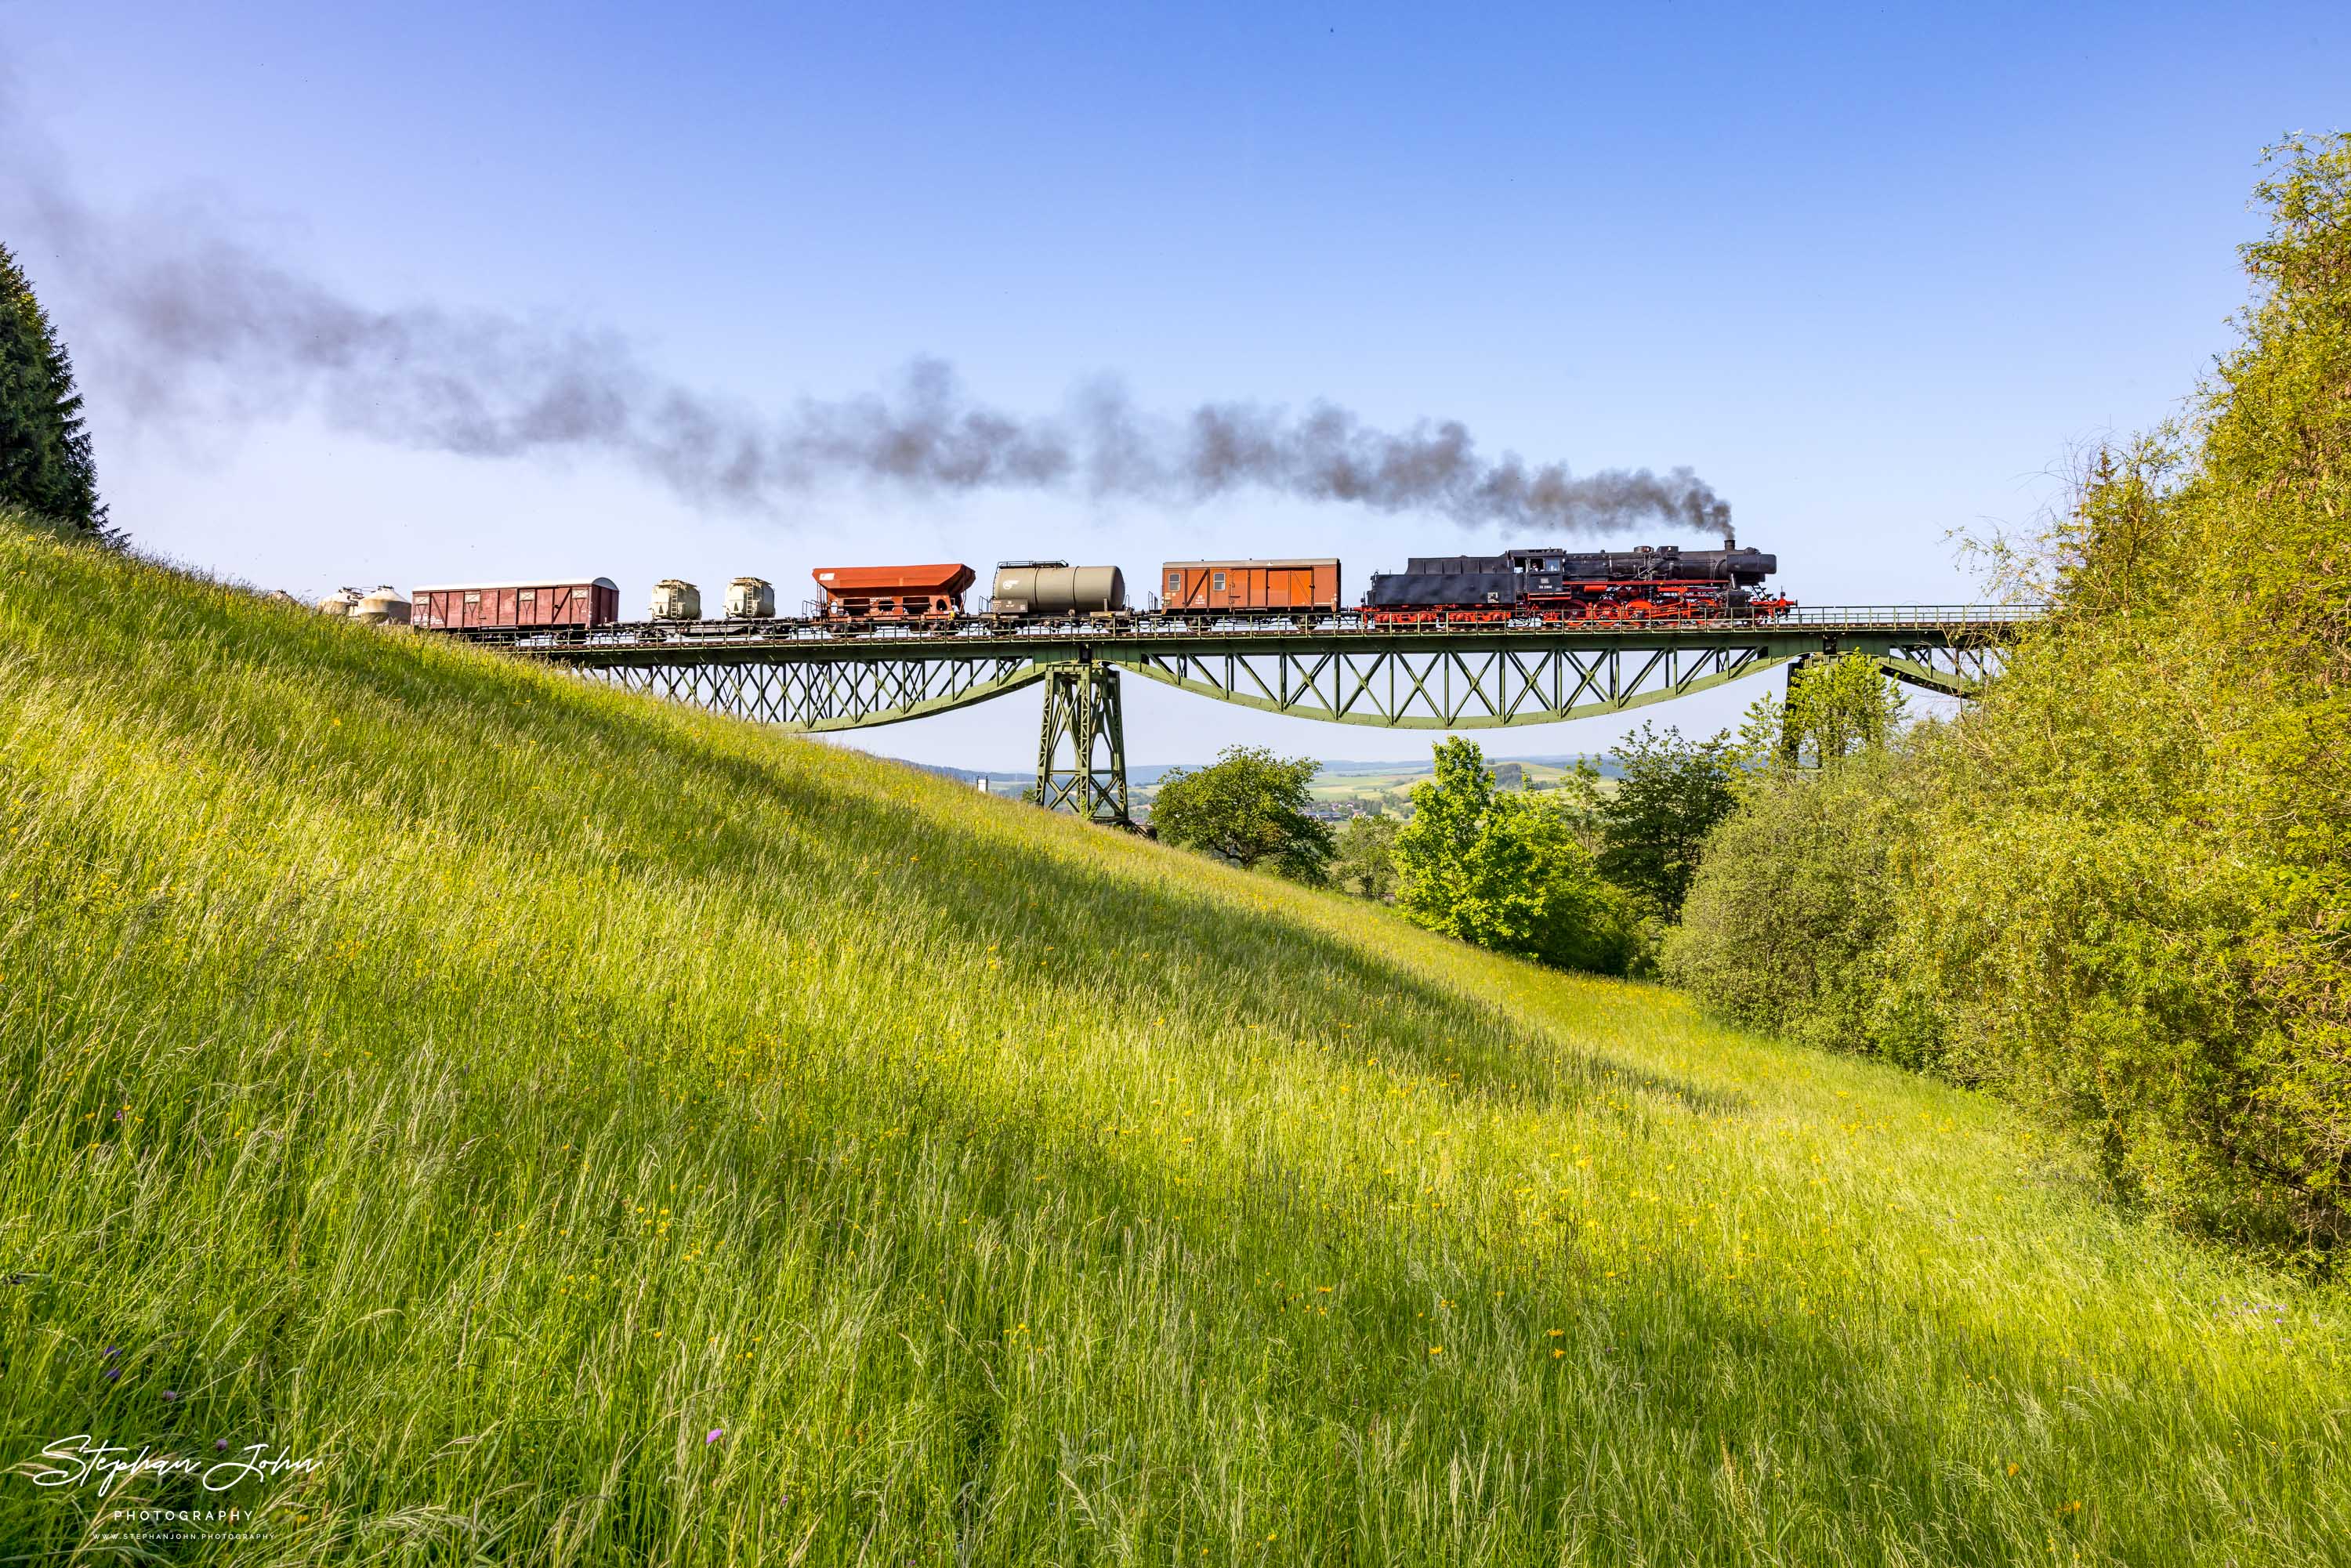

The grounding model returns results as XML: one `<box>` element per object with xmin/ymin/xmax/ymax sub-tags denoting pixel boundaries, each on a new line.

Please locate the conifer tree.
<box><xmin>0</xmin><ymin>241</ymin><xmax>107</xmax><ymax>536</ymax></box>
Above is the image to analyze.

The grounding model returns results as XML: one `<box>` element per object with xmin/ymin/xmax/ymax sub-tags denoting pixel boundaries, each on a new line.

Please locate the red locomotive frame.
<box><xmin>1363</xmin><ymin>580</ymin><xmax>1793</xmax><ymax>626</ymax></box>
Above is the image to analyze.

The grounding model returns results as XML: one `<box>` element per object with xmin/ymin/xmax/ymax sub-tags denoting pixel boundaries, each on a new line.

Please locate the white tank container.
<box><xmin>352</xmin><ymin>586</ymin><xmax>411</xmax><ymax>625</ymax></box>
<box><xmin>317</xmin><ymin>588</ymin><xmax>363</xmax><ymax>617</ymax></box>
<box><xmin>726</xmin><ymin>577</ymin><xmax>777</xmax><ymax>618</ymax></box>
<box><xmin>650</xmin><ymin>579</ymin><xmax>702</xmax><ymax>621</ymax></box>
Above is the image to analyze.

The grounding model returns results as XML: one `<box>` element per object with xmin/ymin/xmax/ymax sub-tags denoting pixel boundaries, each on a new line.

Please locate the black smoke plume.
<box><xmin>8</xmin><ymin>176</ymin><xmax>1733</xmax><ymax>539</ymax></box>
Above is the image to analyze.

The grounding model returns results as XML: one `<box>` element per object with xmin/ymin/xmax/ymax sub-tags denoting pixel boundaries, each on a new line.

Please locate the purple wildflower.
<box><xmin>705</xmin><ymin>1429</ymin><xmax>723</xmax><ymax>1444</ymax></box>
<box><xmin>161</xmin><ymin>1390</ymin><xmax>178</xmax><ymax>1402</ymax></box>
<box><xmin>216</xmin><ymin>1439</ymin><xmax>229</xmax><ymax>1450</ymax></box>
<box><xmin>103</xmin><ymin>1369</ymin><xmax>119</xmax><ymax>1382</ymax></box>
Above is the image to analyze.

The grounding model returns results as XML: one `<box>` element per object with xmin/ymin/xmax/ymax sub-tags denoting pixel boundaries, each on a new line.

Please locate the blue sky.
<box><xmin>4</xmin><ymin>1</ymin><xmax>2342</xmax><ymax>766</ymax></box>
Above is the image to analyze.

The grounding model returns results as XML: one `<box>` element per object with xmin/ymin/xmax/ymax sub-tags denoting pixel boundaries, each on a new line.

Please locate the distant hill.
<box><xmin>1310</xmin><ymin>752</ymin><xmax>1625</xmax><ymax>779</ymax></box>
<box><xmin>886</xmin><ymin>751</ymin><xmax>1624</xmax><ymax>804</ymax></box>
<box><xmin>900</xmin><ymin>759</ymin><xmax>1003</xmax><ymax>788</ymax></box>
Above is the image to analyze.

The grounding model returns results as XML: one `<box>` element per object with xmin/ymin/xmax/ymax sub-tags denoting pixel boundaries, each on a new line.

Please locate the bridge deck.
<box><xmin>429</xmin><ymin>607</ymin><xmax>2035</xmax><ymax>816</ymax></box>
<box><xmin>434</xmin><ymin>604</ymin><xmax>2038</xmax><ymax>664</ymax></box>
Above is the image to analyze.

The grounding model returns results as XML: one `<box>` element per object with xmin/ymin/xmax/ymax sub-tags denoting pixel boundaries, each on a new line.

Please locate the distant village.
<box><xmin>904</xmin><ymin>754</ymin><xmax>1619</xmax><ymax>824</ymax></box>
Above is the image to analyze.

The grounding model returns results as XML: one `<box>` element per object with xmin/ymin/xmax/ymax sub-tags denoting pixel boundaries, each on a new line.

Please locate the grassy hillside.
<box><xmin>2</xmin><ymin>515</ymin><xmax>2346</xmax><ymax>1564</ymax></box>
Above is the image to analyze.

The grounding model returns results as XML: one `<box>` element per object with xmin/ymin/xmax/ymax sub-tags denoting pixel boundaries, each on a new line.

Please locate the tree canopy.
<box><xmin>1148</xmin><ymin>745</ymin><xmax>1335</xmax><ymax>882</ymax></box>
<box><xmin>0</xmin><ymin>243</ymin><xmax>107</xmax><ymax>537</ymax></box>
<box><xmin>1737</xmin><ymin>654</ymin><xmax>1907</xmax><ymax>770</ymax></box>
<box><xmin>1596</xmin><ymin>722</ymin><xmax>1739</xmax><ymax>920</ymax></box>
<box><xmin>1666</xmin><ymin>134</ymin><xmax>2351</xmax><ymax>1260</ymax></box>
<box><xmin>1329</xmin><ymin>813</ymin><xmax>1401</xmax><ymax>901</ymax></box>
<box><xmin>1392</xmin><ymin>737</ymin><xmax>1643</xmax><ymax>976</ymax></box>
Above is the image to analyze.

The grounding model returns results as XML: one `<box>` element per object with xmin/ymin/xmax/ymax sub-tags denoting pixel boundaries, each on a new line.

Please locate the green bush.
<box><xmin>1890</xmin><ymin>136</ymin><xmax>2351</xmax><ymax>1258</ymax></box>
<box><xmin>1393</xmin><ymin>738</ymin><xmax>1648</xmax><ymax>976</ymax></box>
<box><xmin>1666</xmin><ymin>135</ymin><xmax>2351</xmax><ymax>1261</ymax></box>
<box><xmin>1661</xmin><ymin>744</ymin><xmax>1936</xmax><ymax>1066</ymax></box>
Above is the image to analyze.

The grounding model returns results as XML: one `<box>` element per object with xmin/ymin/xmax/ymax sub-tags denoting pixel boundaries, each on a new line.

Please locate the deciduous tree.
<box><xmin>1671</xmin><ymin>135</ymin><xmax>2351</xmax><ymax>1258</ymax></box>
<box><xmin>1739</xmin><ymin>655</ymin><xmax>1907</xmax><ymax>770</ymax></box>
<box><xmin>1149</xmin><ymin>745</ymin><xmax>1335</xmax><ymax>882</ymax></box>
<box><xmin>1330</xmin><ymin>813</ymin><xmax>1400</xmax><ymax>900</ymax></box>
<box><xmin>1596</xmin><ymin>722</ymin><xmax>1738</xmax><ymax>919</ymax></box>
<box><xmin>1392</xmin><ymin>738</ymin><xmax>1644</xmax><ymax>974</ymax></box>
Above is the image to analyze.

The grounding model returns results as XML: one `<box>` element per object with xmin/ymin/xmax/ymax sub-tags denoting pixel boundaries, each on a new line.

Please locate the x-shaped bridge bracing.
<box><xmin>1119</xmin><ymin>640</ymin><xmax>1804</xmax><ymax>728</ymax></box>
<box><xmin>595</xmin><ymin>650</ymin><xmax>1049</xmax><ymax>732</ymax></box>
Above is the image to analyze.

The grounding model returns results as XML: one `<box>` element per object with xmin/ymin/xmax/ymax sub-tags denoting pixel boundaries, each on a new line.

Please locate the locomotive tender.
<box><xmin>408</xmin><ymin>540</ymin><xmax>1788</xmax><ymax>632</ymax></box>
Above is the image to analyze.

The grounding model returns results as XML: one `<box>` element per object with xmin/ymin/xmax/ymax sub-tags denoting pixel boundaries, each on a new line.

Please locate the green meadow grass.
<box><xmin>0</xmin><ymin>512</ymin><xmax>2345</xmax><ymax>1564</ymax></box>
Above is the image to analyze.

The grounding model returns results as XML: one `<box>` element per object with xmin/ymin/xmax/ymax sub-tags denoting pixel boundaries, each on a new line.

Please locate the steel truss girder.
<box><xmin>1098</xmin><ymin>642</ymin><xmax>1797</xmax><ymax>728</ymax></box>
<box><xmin>555</xmin><ymin>627</ymin><xmax>2009</xmax><ymax>732</ymax></box>
<box><xmin>583</xmin><ymin>652</ymin><xmax>1045</xmax><ymax>731</ymax></box>
<box><xmin>1867</xmin><ymin>643</ymin><xmax>2004</xmax><ymax>697</ymax></box>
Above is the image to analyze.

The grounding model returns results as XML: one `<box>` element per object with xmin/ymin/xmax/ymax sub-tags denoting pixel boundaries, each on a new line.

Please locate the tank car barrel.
<box><xmin>988</xmin><ymin>563</ymin><xmax>1126</xmax><ymax>617</ymax></box>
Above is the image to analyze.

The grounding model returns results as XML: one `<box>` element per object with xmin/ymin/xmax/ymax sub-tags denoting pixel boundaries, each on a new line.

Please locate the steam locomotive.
<box><xmin>1363</xmin><ymin>544</ymin><xmax>1787</xmax><ymax>625</ymax></box>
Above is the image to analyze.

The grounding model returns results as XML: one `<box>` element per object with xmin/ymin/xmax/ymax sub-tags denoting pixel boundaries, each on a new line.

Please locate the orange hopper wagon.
<box><xmin>810</xmin><ymin>563</ymin><xmax>976</xmax><ymax>622</ymax></box>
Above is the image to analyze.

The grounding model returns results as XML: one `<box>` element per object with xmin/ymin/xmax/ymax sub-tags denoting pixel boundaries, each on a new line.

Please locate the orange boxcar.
<box><xmin>811</xmin><ymin>563</ymin><xmax>976</xmax><ymax>621</ymax></box>
<box><xmin>411</xmin><ymin>578</ymin><xmax>620</xmax><ymax>630</ymax></box>
<box><xmin>1158</xmin><ymin>558</ymin><xmax>1341</xmax><ymax>614</ymax></box>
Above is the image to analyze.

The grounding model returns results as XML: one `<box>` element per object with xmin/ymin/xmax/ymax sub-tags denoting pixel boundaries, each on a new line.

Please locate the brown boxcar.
<box><xmin>812</xmin><ymin>563</ymin><xmax>976</xmax><ymax>621</ymax></box>
<box><xmin>411</xmin><ymin>578</ymin><xmax>620</xmax><ymax>630</ymax></box>
<box><xmin>1158</xmin><ymin>558</ymin><xmax>1341</xmax><ymax>615</ymax></box>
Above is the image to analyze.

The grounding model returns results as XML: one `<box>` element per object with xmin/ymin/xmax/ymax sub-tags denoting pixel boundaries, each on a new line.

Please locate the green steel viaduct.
<box><xmin>442</xmin><ymin>607</ymin><xmax>2034</xmax><ymax>824</ymax></box>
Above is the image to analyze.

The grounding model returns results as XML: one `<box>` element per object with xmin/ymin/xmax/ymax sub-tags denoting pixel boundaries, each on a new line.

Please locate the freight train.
<box><xmin>404</xmin><ymin>540</ymin><xmax>1789</xmax><ymax>632</ymax></box>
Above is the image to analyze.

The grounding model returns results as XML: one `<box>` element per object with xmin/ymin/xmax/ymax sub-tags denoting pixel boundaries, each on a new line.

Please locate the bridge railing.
<box><xmin>434</xmin><ymin>603</ymin><xmax>2045</xmax><ymax>651</ymax></box>
<box><xmin>1772</xmin><ymin>604</ymin><xmax>2046</xmax><ymax>627</ymax></box>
